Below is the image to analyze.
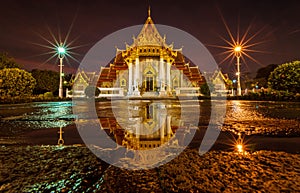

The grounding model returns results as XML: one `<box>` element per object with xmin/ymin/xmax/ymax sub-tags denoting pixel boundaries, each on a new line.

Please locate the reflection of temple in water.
<box><xmin>100</xmin><ymin>101</ymin><xmax>184</xmax><ymax>150</ymax></box>
<box><xmin>123</xmin><ymin>102</ymin><xmax>175</xmax><ymax>150</ymax></box>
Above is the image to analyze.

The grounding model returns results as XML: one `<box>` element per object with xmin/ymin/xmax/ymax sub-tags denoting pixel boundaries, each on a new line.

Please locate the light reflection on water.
<box><xmin>0</xmin><ymin>102</ymin><xmax>75</xmax><ymax>136</ymax></box>
<box><xmin>0</xmin><ymin>100</ymin><xmax>299</xmax><ymax>138</ymax></box>
<box><xmin>223</xmin><ymin>101</ymin><xmax>300</xmax><ymax>136</ymax></box>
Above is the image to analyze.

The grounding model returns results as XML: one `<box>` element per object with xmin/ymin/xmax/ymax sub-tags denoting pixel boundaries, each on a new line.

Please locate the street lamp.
<box><xmin>234</xmin><ymin>45</ymin><xmax>242</xmax><ymax>96</ymax></box>
<box><xmin>34</xmin><ymin>27</ymin><xmax>79</xmax><ymax>99</ymax></box>
<box><xmin>57</xmin><ymin>43</ymin><xmax>66</xmax><ymax>98</ymax></box>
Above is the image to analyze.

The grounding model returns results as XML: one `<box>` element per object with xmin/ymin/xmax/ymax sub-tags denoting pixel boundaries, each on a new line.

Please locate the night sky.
<box><xmin>1</xmin><ymin>0</ymin><xmax>300</xmax><ymax>77</ymax></box>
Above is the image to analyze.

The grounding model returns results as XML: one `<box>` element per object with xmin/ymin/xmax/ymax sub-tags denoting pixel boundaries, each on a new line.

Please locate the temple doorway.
<box><xmin>144</xmin><ymin>70</ymin><xmax>155</xmax><ymax>92</ymax></box>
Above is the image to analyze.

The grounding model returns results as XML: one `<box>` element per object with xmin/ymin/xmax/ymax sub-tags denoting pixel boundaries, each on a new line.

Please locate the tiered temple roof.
<box><xmin>97</xmin><ymin>9</ymin><xmax>204</xmax><ymax>86</ymax></box>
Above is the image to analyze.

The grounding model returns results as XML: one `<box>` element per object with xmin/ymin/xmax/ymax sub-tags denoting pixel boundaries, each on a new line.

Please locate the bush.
<box><xmin>84</xmin><ymin>85</ymin><xmax>100</xmax><ymax>98</ymax></box>
<box><xmin>268</xmin><ymin>61</ymin><xmax>300</xmax><ymax>94</ymax></box>
<box><xmin>0</xmin><ymin>68</ymin><xmax>36</xmax><ymax>98</ymax></box>
<box><xmin>44</xmin><ymin>92</ymin><xmax>54</xmax><ymax>98</ymax></box>
<box><xmin>200</xmin><ymin>83</ymin><xmax>214</xmax><ymax>96</ymax></box>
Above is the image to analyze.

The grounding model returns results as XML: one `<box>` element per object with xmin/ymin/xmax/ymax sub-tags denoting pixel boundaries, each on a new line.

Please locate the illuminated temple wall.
<box><xmin>97</xmin><ymin>10</ymin><xmax>204</xmax><ymax>97</ymax></box>
<box><xmin>114</xmin><ymin>57</ymin><xmax>191</xmax><ymax>95</ymax></box>
<box><xmin>72</xmin><ymin>10</ymin><xmax>232</xmax><ymax>98</ymax></box>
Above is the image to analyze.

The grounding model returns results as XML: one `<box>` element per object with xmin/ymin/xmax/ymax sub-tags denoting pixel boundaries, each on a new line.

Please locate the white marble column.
<box><xmin>136</xmin><ymin>119</ymin><xmax>140</xmax><ymax>148</ymax></box>
<box><xmin>160</xmin><ymin>56</ymin><xmax>165</xmax><ymax>93</ymax></box>
<box><xmin>134</xmin><ymin>57</ymin><xmax>140</xmax><ymax>96</ymax></box>
<box><xmin>128</xmin><ymin>61</ymin><xmax>133</xmax><ymax>95</ymax></box>
<box><xmin>135</xmin><ymin>117</ymin><xmax>140</xmax><ymax>136</ymax></box>
<box><xmin>166</xmin><ymin>61</ymin><xmax>171</xmax><ymax>92</ymax></box>
<box><xmin>180</xmin><ymin>71</ymin><xmax>183</xmax><ymax>87</ymax></box>
<box><xmin>167</xmin><ymin>115</ymin><xmax>172</xmax><ymax>138</ymax></box>
<box><xmin>160</xmin><ymin>115</ymin><xmax>165</xmax><ymax>143</ymax></box>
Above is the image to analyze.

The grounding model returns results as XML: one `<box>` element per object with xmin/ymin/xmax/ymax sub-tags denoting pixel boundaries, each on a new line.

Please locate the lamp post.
<box><xmin>57</xmin><ymin>43</ymin><xmax>66</xmax><ymax>98</ymax></box>
<box><xmin>234</xmin><ymin>45</ymin><xmax>242</xmax><ymax>96</ymax></box>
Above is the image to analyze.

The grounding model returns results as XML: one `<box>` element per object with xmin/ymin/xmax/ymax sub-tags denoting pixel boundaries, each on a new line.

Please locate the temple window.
<box><xmin>77</xmin><ymin>85</ymin><xmax>84</xmax><ymax>90</ymax></box>
<box><xmin>120</xmin><ymin>79</ymin><xmax>126</xmax><ymax>87</ymax></box>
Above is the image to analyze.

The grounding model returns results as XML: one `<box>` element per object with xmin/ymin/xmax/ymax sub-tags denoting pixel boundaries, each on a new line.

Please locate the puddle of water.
<box><xmin>0</xmin><ymin>100</ymin><xmax>299</xmax><ymax>138</ymax></box>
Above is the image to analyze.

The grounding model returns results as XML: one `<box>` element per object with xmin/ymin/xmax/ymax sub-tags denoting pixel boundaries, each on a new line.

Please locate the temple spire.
<box><xmin>148</xmin><ymin>6</ymin><xmax>151</xmax><ymax>18</ymax></box>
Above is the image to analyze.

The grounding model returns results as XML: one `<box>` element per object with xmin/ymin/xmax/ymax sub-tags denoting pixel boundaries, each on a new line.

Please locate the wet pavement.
<box><xmin>223</xmin><ymin>100</ymin><xmax>300</xmax><ymax>136</ymax></box>
<box><xmin>0</xmin><ymin>102</ymin><xmax>75</xmax><ymax>137</ymax></box>
<box><xmin>1</xmin><ymin>100</ymin><xmax>300</xmax><ymax>192</ymax></box>
<box><xmin>1</xmin><ymin>146</ymin><xmax>300</xmax><ymax>192</ymax></box>
<box><xmin>0</xmin><ymin>100</ymin><xmax>299</xmax><ymax>140</ymax></box>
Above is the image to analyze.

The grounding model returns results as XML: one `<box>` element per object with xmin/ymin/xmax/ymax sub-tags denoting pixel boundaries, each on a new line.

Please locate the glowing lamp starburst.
<box><xmin>31</xmin><ymin>17</ymin><xmax>85</xmax><ymax>98</ymax></box>
<box><xmin>32</xmin><ymin>20</ymin><xmax>82</xmax><ymax>66</ymax></box>
<box><xmin>236</xmin><ymin>143</ymin><xmax>244</xmax><ymax>153</ymax></box>
<box><xmin>206</xmin><ymin>11</ymin><xmax>270</xmax><ymax>96</ymax></box>
<box><xmin>234</xmin><ymin>45</ymin><xmax>242</xmax><ymax>53</ymax></box>
<box><xmin>234</xmin><ymin>133</ymin><xmax>248</xmax><ymax>155</ymax></box>
<box><xmin>207</xmin><ymin>11</ymin><xmax>269</xmax><ymax>69</ymax></box>
<box><xmin>33</xmin><ymin>27</ymin><xmax>79</xmax><ymax>98</ymax></box>
<box><xmin>57</xmin><ymin>46</ymin><xmax>66</xmax><ymax>54</ymax></box>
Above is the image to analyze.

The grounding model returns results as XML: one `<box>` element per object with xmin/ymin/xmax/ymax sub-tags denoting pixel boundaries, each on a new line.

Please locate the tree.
<box><xmin>31</xmin><ymin>69</ymin><xmax>59</xmax><ymax>94</ymax></box>
<box><xmin>200</xmin><ymin>82</ymin><xmax>214</xmax><ymax>96</ymax></box>
<box><xmin>256</xmin><ymin>64</ymin><xmax>279</xmax><ymax>79</ymax></box>
<box><xmin>63</xmin><ymin>73</ymin><xmax>74</xmax><ymax>90</ymax></box>
<box><xmin>0</xmin><ymin>52</ymin><xmax>20</xmax><ymax>69</ymax></box>
<box><xmin>255</xmin><ymin>64</ymin><xmax>278</xmax><ymax>87</ymax></box>
<box><xmin>0</xmin><ymin>68</ymin><xmax>36</xmax><ymax>98</ymax></box>
<box><xmin>268</xmin><ymin>61</ymin><xmax>300</xmax><ymax>93</ymax></box>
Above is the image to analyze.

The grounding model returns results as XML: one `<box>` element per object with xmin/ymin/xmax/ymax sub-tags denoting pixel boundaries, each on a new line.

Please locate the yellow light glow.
<box><xmin>234</xmin><ymin>45</ymin><xmax>242</xmax><ymax>52</ymax></box>
<box><xmin>206</xmin><ymin>12</ymin><xmax>269</xmax><ymax>68</ymax></box>
<box><xmin>236</xmin><ymin>144</ymin><xmax>243</xmax><ymax>153</ymax></box>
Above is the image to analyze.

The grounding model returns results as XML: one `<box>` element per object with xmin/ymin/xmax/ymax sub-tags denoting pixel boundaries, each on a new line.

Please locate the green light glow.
<box><xmin>57</xmin><ymin>46</ymin><xmax>66</xmax><ymax>54</ymax></box>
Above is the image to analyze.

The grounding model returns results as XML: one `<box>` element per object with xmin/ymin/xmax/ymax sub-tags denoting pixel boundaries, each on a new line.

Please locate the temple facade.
<box><xmin>70</xmin><ymin>9</ymin><xmax>232</xmax><ymax>98</ymax></box>
<box><xmin>97</xmin><ymin>10</ymin><xmax>204</xmax><ymax>97</ymax></box>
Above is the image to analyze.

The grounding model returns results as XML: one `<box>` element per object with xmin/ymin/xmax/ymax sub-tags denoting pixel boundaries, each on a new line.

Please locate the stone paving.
<box><xmin>1</xmin><ymin>146</ymin><xmax>300</xmax><ymax>192</ymax></box>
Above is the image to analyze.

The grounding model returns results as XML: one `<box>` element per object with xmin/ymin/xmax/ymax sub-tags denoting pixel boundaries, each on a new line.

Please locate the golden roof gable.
<box><xmin>132</xmin><ymin>8</ymin><xmax>166</xmax><ymax>47</ymax></box>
